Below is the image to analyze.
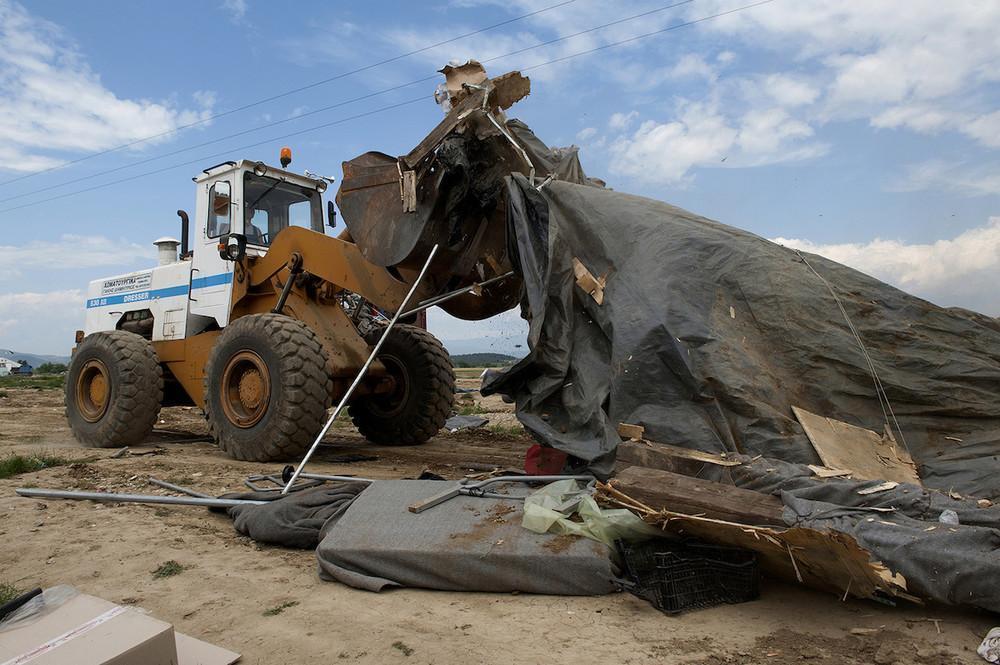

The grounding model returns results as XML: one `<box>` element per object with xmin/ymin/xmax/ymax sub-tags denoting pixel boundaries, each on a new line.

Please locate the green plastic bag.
<box><xmin>521</xmin><ymin>479</ymin><xmax>661</xmax><ymax>547</ymax></box>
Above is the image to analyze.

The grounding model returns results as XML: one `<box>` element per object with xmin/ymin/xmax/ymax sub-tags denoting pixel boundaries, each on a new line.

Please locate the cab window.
<box><xmin>243</xmin><ymin>172</ymin><xmax>323</xmax><ymax>246</ymax></box>
<box><xmin>207</xmin><ymin>181</ymin><xmax>232</xmax><ymax>238</ymax></box>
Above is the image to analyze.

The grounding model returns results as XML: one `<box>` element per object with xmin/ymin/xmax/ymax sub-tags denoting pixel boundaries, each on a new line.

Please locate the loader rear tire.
<box><xmin>65</xmin><ymin>330</ymin><xmax>163</xmax><ymax>448</ymax></box>
<box><xmin>349</xmin><ymin>324</ymin><xmax>454</xmax><ymax>446</ymax></box>
<box><xmin>204</xmin><ymin>313</ymin><xmax>330</xmax><ymax>462</ymax></box>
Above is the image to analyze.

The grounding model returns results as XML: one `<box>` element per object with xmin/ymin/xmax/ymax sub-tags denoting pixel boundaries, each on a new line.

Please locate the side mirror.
<box><xmin>220</xmin><ymin>233</ymin><xmax>247</xmax><ymax>262</ymax></box>
<box><xmin>327</xmin><ymin>200</ymin><xmax>337</xmax><ymax>228</ymax></box>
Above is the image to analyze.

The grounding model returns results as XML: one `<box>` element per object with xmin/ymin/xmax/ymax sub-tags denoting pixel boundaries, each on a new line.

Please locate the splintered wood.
<box><xmin>792</xmin><ymin>406</ymin><xmax>921</xmax><ymax>485</ymax></box>
<box><xmin>572</xmin><ymin>257</ymin><xmax>607</xmax><ymax>305</ymax></box>
<box><xmin>598</xmin><ymin>481</ymin><xmax>917</xmax><ymax>605</ymax></box>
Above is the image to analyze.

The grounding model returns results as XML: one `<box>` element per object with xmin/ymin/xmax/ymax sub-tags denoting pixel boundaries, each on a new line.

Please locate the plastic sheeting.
<box><xmin>483</xmin><ymin>171</ymin><xmax>1000</xmax><ymax>498</ymax></box>
<box><xmin>734</xmin><ymin>457</ymin><xmax>1000</xmax><ymax>612</ymax></box>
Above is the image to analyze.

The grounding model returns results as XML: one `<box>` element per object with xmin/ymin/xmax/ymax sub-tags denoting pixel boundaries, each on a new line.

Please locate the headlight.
<box><xmin>253</xmin><ymin>162</ymin><xmax>267</xmax><ymax>177</ymax></box>
<box><xmin>315</xmin><ymin>180</ymin><xmax>327</xmax><ymax>193</ymax></box>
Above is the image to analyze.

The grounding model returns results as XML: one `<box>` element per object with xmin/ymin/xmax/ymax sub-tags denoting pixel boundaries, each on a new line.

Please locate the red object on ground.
<box><xmin>524</xmin><ymin>444</ymin><xmax>567</xmax><ymax>475</ymax></box>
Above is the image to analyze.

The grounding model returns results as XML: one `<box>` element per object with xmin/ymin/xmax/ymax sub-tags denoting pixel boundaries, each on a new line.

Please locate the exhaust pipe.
<box><xmin>177</xmin><ymin>209</ymin><xmax>190</xmax><ymax>257</ymax></box>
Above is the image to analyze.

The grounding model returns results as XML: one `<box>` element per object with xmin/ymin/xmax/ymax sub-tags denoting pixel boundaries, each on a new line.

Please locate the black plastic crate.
<box><xmin>617</xmin><ymin>539</ymin><xmax>759</xmax><ymax>615</ymax></box>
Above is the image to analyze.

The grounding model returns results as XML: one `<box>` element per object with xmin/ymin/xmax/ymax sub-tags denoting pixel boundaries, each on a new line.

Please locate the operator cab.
<box><xmin>186</xmin><ymin>158</ymin><xmax>332</xmax><ymax>330</ymax></box>
<box><xmin>196</xmin><ymin>158</ymin><xmax>330</xmax><ymax>258</ymax></box>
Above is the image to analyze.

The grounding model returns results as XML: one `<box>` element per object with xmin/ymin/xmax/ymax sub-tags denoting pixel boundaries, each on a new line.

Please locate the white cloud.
<box><xmin>964</xmin><ymin>111</ymin><xmax>1000</xmax><ymax>149</ymax></box>
<box><xmin>888</xmin><ymin>160</ymin><xmax>1000</xmax><ymax>197</ymax></box>
<box><xmin>667</xmin><ymin>54</ymin><xmax>716</xmax><ymax>81</ymax></box>
<box><xmin>0</xmin><ymin>0</ymin><xmax>214</xmax><ymax>173</ymax></box>
<box><xmin>576</xmin><ymin>127</ymin><xmax>597</xmax><ymax>141</ymax></box>
<box><xmin>772</xmin><ymin>218</ymin><xmax>1000</xmax><ymax>315</ymax></box>
<box><xmin>608</xmin><ymin>111</ymin><xmax>638</xmax><ymax>132</ymax></box>
<box><xmin>609</xmin><ymin>102</ymin><xmax>827</xmax><ymax>185</ymax></box>
<box><xmin>221</xmin><ymin>0</ymin><xmax>247</xmax><ymax>22</ymax></box>
<box><xmin>0</xmin><ymin>289</ymin><xmax>84</xmax><ymax>354</ymax></box>
<box><xmin>0</xmin><ymin>235</ymin><xmax>154</xmax><ymax>281</ymax></box>
<box><xmin>762</xmin><ymin>74</ymin><xmax>819</xmax><ymax>107</ymax></box>
<box><xmin>690</xmin><ymin>0</ymin><xmax>1000</xmax><ymax>149</ymax></box>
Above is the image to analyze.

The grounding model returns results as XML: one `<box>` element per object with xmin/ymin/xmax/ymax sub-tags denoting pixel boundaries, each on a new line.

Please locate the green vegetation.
<box><xmin>0</xmin><ymin>453</ymin><xmax>68</xmax><ymax>480</ymax></box>
<box><xmin>0</xmin><ymin>375</ymin><xmax>65</xmax><ymax>390</ymax></box>
<box><xmin>0</xmin><ymin>581</ymin><xmax>23</xmax><ymax>605</ymax></box>
<box><xmin>0</xmin><ymin>390</ymin><xmax>7</xmax><ymax>398</ymax></box>
<box><xmin>457</xmin><ymin>402</ymin><xmax>487</xmax><ymax>416</ymax></box>
<box><xmin>152</xmin><ymin>560</ymin><xmax>185</xmax><ymax>579</ymax></box>
<box><xmin>392</xmin><ymin>641</ymin><xmax>414</xmax><ymax>657</ymax></box>
<box><xmin>36</xmin><ymin>362</ymin><xmax>68</xmax><ymax>375</ymax></box>
<box><xmin>451</xmin><ymin>352</ymin><xmax>518</xmax><ymax>368</ymax></box>
<box><xmin>487</xmin><ymin>423</ymin><xmax>527</xmax><ymax>438</ymax></box>
<box><xmin>263</xmin><ymin>600</ymin><xmax>299</xmax><ymax>616</ymax></box>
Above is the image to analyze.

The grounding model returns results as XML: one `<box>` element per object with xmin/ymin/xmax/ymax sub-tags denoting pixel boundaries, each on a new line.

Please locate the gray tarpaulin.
<box><xmin>316</xmin><ymin>480</ymin><xmax>617</xmax><ymax>594</ymax></box>
<box><xmin>225</xmin><ymin>482</ymin><xmax>367</xmax><ymax>549</ymax></box>
<box><xmin>483</xmin><ymin>169</ymin><xmax>1000</xmax><ymax>498</ymax></box>
<box><xmin>733</xmin><ymin>457</ymin><xmax>1000</xmax><ymax>612</ymax></box>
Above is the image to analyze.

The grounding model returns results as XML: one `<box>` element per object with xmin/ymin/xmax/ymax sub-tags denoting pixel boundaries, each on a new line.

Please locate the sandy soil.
<box><xmin>0</xmin><ymin>383</ymin><xmax>994</xmax><ymax>664</ymax></box>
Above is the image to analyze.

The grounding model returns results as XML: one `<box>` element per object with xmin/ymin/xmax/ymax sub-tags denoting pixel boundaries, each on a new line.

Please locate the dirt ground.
<box><xmin>0</xmin><ymin>380</ymin><xmax>994</xmax><ymax>664</ymax></box>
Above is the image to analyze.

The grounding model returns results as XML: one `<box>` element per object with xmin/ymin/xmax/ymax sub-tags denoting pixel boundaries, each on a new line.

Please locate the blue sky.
<box><xmin>0</xmin><ymin>0</ymin><xmax>998</xmax><ymax>355</ymax></box>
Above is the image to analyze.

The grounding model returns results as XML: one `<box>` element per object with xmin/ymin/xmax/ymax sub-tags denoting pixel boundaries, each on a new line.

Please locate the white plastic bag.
<box><xmin>979</xmin><ymin>627</ymin><xmax>1000</xmax><ymax>663</ymax></box>
<box><xmin>521</xmin><ymin>479</ymin><xmax>660</xmax><ymax>547</ymax></box>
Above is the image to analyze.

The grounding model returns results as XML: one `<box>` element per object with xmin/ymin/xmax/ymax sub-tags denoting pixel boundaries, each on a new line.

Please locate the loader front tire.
<box><xmin>65</xmin><ymin>330</ymin><xmax>163</xmax><ymax>448</ymax></box>
<box><xmin>349</xmin><ymin>324</ymin><xmax>454</xmax><ymax>446</ymax></box>
<box><xmin>204</xmin><ymin>313</ymin><xmax>330</xmax><ymax>462</ymax></box>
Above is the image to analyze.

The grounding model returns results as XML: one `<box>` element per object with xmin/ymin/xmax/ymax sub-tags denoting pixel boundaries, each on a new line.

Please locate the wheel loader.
<box><xmin>65</xmin><ymin>64</ymin><xmax>529</xmax><ymax>461</ymax></box>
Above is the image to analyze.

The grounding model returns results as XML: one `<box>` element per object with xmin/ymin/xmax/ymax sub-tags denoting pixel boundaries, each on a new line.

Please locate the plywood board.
<box><xmin>599</xmin><ymin>483</ymin><xmax>917</xmax><ymax>604</ymax></box>
<box><xmin>792</xmin><ymin>406</ymin><xmax>921</xmax><ymax>485</ymax></box>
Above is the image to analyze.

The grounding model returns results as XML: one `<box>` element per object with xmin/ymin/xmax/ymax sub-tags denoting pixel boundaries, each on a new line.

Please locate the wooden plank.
<box><xmin>618</xmin><ymin>439</ymin><xmax>741</xmax><ymax>468</ymax></box>
<box><xmin>792</xmin><ymin>406</ymin><xmax>921</xmax><ymax>485</ymax></box>
<box><xmin>616</xmin><ymin>422</ymin><xmax>645</xmax><ymax>440</ymax></box>
<box><xmin>612</xmin><ymin>466</ymin><xmax>785</xmax><ymax>527</ymax></box>
<box><xmin>571</xmin><ymin>257</ymin><xmax>605</xmax><ymax>304</ymax></box>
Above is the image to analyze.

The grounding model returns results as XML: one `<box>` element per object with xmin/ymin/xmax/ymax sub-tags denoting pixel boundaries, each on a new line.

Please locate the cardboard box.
<box><xmin>0</xmin><ymin>593</ymin><xmax>240</xmax><ymax>665</ymax></box>
<box><xmin>0</xmin><ymin>593</ymin><xmax>176</xmax><ymax>665</ymax></box>
<box><xmin>175</xmin><ymin>633</ymin><xmax>240</xmax><ymax>665</ymax></box>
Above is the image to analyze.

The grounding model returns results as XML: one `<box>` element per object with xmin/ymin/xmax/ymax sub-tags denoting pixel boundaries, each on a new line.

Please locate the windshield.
<box><xmin>243</xmin><ymin>172</ymin><xmax>323</xmax><ymax>246</ymax></box>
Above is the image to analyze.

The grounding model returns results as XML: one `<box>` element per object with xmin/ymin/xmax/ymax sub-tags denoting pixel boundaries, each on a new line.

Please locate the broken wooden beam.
<box><xmin>611</xmin><ymin>466</ymin><xmax>785</xmax><ymax>527</ymax></box>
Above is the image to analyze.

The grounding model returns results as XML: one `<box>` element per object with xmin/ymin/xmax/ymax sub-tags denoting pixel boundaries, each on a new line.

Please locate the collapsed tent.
<box><xmin>482</xmin><ymin>169</ymin><xmax>1000</xmax><ymax>499</ymax></box>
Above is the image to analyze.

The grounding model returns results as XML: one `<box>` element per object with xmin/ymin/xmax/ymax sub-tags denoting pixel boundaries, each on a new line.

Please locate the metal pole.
<box><xmin>148</xmin><ymin>477</ymin><xmax>213</xmax><ymax>499</ymax></box>
<box><xmin>408</xmin><ymin>474</ymin><xmax>593</xmax><ymax>513</ymax></box>
<box><xmin>398</xmin><ymin>271</ymin><xmax>515</xmax><ymax>319</ymax></box>
<box><xmin>282</xmin><ymin>243</ymin><xmax>440</xmax><ymax>494</ymax></box>
<box><xmin>279</xmin><ymin>465</ymin><xmax>375</xmax><ymax>484</ymax></box>
<box><xmin>16</xmin><ymin>487</ymin><xmax>267</xmax><ymax>508</ymax></box>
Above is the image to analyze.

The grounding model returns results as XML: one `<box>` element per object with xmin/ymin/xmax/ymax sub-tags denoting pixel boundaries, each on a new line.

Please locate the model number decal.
<box><xmin>101</xmin><ymin>271</ymin><xmax>152</xmax><ymax>296</ymax></box>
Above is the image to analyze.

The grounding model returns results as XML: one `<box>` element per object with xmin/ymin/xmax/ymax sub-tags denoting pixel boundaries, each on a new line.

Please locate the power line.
<box><xmin>0</xmin><ymin>0</ymin><xmax>778</xmax><ymax>215</ymax></box>
<box><xmin>0</xmin><ymin>98</ymin><xmax>427</xmax><ymax>214</ymax></box>
<box><xmin>0</xmin><ymin>0</ymin><xmax>696</xmax><ymax>206</ymax></box>
<box><xmin>0</xmin><ymin>0</ymin><xmax>578</xmax><ymax>188</ymax></box>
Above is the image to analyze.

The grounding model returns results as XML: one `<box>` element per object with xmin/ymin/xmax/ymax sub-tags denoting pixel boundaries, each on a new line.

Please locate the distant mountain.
<box><xmin>440</xmin><ymin>337</ymin><xmax>526</xmax><ymax>356</ymax></box>
<box><xmin>0</xmin><ymin>350</ymin><xmax>71</xmax><ymax>368</ymax></box>
<box><xmin>451</xmin><ymin>352</ymin><xmax>518</xmax><ymax>367</ymax></box>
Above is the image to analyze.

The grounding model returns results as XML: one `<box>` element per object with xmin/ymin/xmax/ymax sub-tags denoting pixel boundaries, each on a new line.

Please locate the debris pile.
<box><xmin>8</xmin><ymin>63</ymin><xmax>1000</xmax><ymax>662</ymax></box>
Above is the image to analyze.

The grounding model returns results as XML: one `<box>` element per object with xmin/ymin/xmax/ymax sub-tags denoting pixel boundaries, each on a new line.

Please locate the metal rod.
<box><xmin>279</xmin><ymin>466</ymin><xmax>375</xmax><ymax>484</ymax></box>
<box><xmin>16</xmin><ymin>487</ymin><xmax>267</xmax><ymax>508</ymax></box>
<box><xmin>282</xmin><ymin>243</ymin><xmax>440</xmax><ymax>494</ymax></box>
<box><xmin>409</xmin><ymin>474</ymin><xmax>593</xmax><ymax>513</ymax></box>
<box><xmin>148</xmin><ymin>477</ymin><xmax>213</xmax><ymax>499</ymax></box>
<box><xmin>272</xmin><ymin>257</ymin><xmax>303</xmax><ymax>314</ymax></box>
<box><xmin>399</xmin><ymin>271</ymin><xmax>515</xmax><ymax>319</ymax></box>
